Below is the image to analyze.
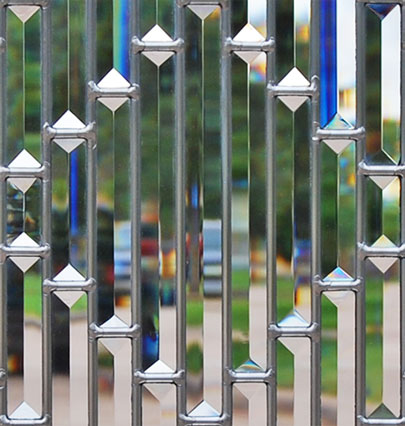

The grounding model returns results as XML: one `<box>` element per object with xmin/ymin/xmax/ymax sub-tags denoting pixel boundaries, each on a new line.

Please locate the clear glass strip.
<box><xmin>233</xmin><ymin>384</ymin><xmax>267</xmax><ymax>425</ymax></box>
<box><xmin>142</xmin><ymin>384</ymin><xmax>176</xmax><ymax>425</ymax></box>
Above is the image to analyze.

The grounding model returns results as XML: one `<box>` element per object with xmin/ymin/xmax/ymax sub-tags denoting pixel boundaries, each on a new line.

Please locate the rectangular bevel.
<box><xmin>98</xmin><ymin>338</ymin><xmax>132</xmax><ymax>426</ymax></box>
<box><xmin>364</xmin><ymin>258</ymin><xmax>400</xmax><ymax>418</ymax></box>
<box><xmin>233</xmin><ymin>383</ymin><xmax>267</xmax><ymax>425</ymax></box>
<box><xmin>6</xmin><ymin>6</ymin><xmax>41</xmax><ymax>164</ymax></box>
<box><xmin>51</xmin><ymin>142</ymin><xmax>87</xmax><ymax>277</ymax></box>
<box><xmin>6</xmin><ymin>258</ymin><xmax>42</xmax><ymax>418</ymax></box>
<box><xmin>142</xmin><ymin>383</ymin><xmax>176</xmax><ymax>425</ymax></box>
<box><xmin>321</xmin><ymin>292</ymin><xmax>355</xmax><ymax>426</ymax></box>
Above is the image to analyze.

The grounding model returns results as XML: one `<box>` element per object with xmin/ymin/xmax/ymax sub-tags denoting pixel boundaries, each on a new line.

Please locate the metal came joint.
<box><xmin>177</xmin><ymin>0</ymin><xmax>227</xmax><ymax>8</ymax></box>
<box><xmin>0</xmin><ymin>415</ymin><xmax>51</xmax><ymax>426</ymax></box>
<box><xmin>313</xmin><ymin>275</ymin><xmax>363</xmax><ymax>293</ymax></box>
<box><xmin>226</xmin><ymin>367</ymin><xmax>274</xmax><ymax>385</ymax></box>
<box><xmin>88</xmin><ymin>81</ymin><xmax>140</xmax><ymax>101</ymax></box>
<box><xmin>133</xmin><ymin>369</ymin><xmax>184</xmax><ymax>385</ymax></box>
<box><xmin>0</xmin><ymin>243</ymin><xmax>50</xmax><ymax>263</ymax></box>
<box><xmin>131</xmin><ymin>36</ymin><xmax>184</xmax><ymax>55</ymax></box>
<box><xmin>267</xmin><ymin>75</ymin><xmax>319</xmax><ymax>99</ymax></box>
<box><xmin>1</xmin><ymin>0</ymin><xmax>49</xmax><ymax>7</ymax></box>
<box><xmin>89</xmin><ymin>322</ymin><xmax>141</xmax><ymax>340</ymax></box>
<box><xmin>43</xmin><ymin>277</ymin><xmax>96</xmax><ymax>294</ymax></box>
<box><xmin>43</xmin><ymin>122</ymin><xmax>96</xmax><ymax>146</ymax></box>
<box><xmin>268</xmin><ymin>322</ymin><xmax>320</xmax><ymax>341</ymax></box>
<box><xmin>178</xmin><ymin>413</ymin><xmax>229</xmax><ymax>425</ymax></box>
<box><xmin>224</xmin><ymin>37</ymin><xmax>275</xmax><ymax>54</ymax></box>
<box><xmin>0</xmin><ymin>165</ymin><xmax>46</xmax><ymax>181</ymax></box>
<box><xmin>358</xmin><ymin>242</ymin><xmax>403</xmax><ymax>259</ymax></box>
<box><xmin>358</xmin><ymin>415</ymin><xmax>405</xmax><ymax>425</ymax></box>
<box><xmin>358</xmin><ymin>161</ymin><xmax>405</xmax><ymax>177</ymax></box>
<box><xmin>0</xmin><ymin>37</ymin><xmax>5</xmax><ymax>53</ymax></box>
<box><xmin>316</xmin><ymin>126</ymin><xmax>365</xmax><ymax>141</ymax></box>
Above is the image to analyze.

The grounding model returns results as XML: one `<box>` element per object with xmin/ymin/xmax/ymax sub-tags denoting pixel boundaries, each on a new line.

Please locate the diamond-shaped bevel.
<box><xmin>369</xmin><ymin>235</ymin><xmax>397</xmax><ymax>273</ymax></box>
<box><xmin>97</xmin><ymin>68</ymin><xmax>130</xmax><ymax>112</ymax></box>
<box><xmin>233</xmin><ymin>23</ymin><xmax>265</xmax><ymax>64</ymax></box>
<box><xmin>145</xmin><ymin>360</ymin><xmax>174</xmax><ymax>374</ymax></box>
<box><xmin>236</xmin><ymin>358</ymin><xmax>262</xmax><ymax>373</ymax></box>
<box><xmin>367</xmin><ymin>4</ymin><xmax>397</xmax><ymax>20</ymax></box>
<box><xmin>370</xmin><ymin>175</ymin><xmax>396</xmax><ymax>191</ymax></box>
<box><xmin>369</xmin><ymin>403</ymin><xmax>395</xmax><ymax>419</ymax></box>
<box><xmin>8</xmin><ymin>149</ymin><xmax>41</xmax><ymax>193</ymax></box>
<box><xmin>324</xmin><ymin>266</ymin><xmax>353</xmax><ymax>281</ymax></box>
<box><xmin>10</xmin><ymin>233</ymin><xmax>39</xmax><ymax>272</ymax></box>
<box><xmin>53</xmin><ymin>110</ymin><xmax>85</xmax><ymax>153</ymax></box>
<box><xmin>188</xmin><ymin>5</ymin><xmax>217</xmax><ymax>20</ymax></box>
<box><xmin>55</xmin><ymin>291</ymin><xmax>84</xmax><ymax>309</ymax></box>
<box><xmin>278</xmin><ymin>67</ymin><xmax>310</xmax><ymax>112</ymax></box>
<box><xmin>323</xmin><ymin>113</ymin><xmax>354</xmax><ymax>154</ymax></box>
<box><xmin>99</xmin><ymin>315</ymin><xmax>129</xmax><ymax>355</ymax></box>
<box><xmin>278</xmin><ymin>311</ymin><xmax>309</xmax><ymax>328</ymax></box>
<box><xmin>54</xmin><ymin>263</ymin><xmax>85</xmax><ymax>281</ymax></box>
<box><xmin>189</xmin><ymin>400</ymin><xmax>220</xmax><ymax>417</ymax></box>
<box><xmin>142</xmin><ymin>25</ymin><xmax>174</xmax><ymax>67</ymax></box>
<box><xmin>9</xmin><ymin>6</ymin><xmax>39</xmax><ymax>23</ymax></box>
<box><xmin>10</xmin><ymin>401</ymin><xmax>40</xmax><ymax>419</ymax></box>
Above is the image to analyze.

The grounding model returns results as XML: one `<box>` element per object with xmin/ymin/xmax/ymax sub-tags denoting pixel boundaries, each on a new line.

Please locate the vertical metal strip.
<box><xmin>266</xmin><ymin>0</ymin><xmax>276</xmax><ymax>425</ymax></box>
<box><xmin>174</xmin><ymin>0</ymin><xmax>187</xmax><ymax>421</ymax></box>
<box><xmin>0</xmin><ymin>3</ymin><xmax>6</xmax><ymax>418</ymax></box>
<box><xmin>86</xmin><ymin>0</ymin><xmax>98</xmax><ymax>424</ymax></box>
<box><xmin>400</xmin><ymin>3</ymin><xmax>405</xmax><ymax>419</ymax></box>
<box><xmin>221</xmin><ymin>1</ymin><xmax>232</xmax><ymax>423</ymax></box>
<box><xmin>310</xmin><ymin>0</ymin><xmax>321</xmax><ymax>425</ymax></box>
<box><xmin>355</xmin><ymin>0</ymin><xmax>366</xmax><ymax>422</ymax></box>
<box><xmin>131</xmin><ymin>0</ymin><xmax>142</xmax><ymax>424</ymax></box>
<box><xmin>41</xmin><ymin>1</ymin><xmax>52</xmax><ymax>419</ymax></box>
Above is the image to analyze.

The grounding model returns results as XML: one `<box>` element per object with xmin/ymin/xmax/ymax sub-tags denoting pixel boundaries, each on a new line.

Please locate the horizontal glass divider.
<box><xmin>358</xmin><ymin>416</ymin><xmax>405</xmax><ymax>426</ymax></box>
<box><xmin>178</xmin><ymin>413</ymin><xmax>228</xmax><ymax>425</ymax></box>
<box><xmin>358</xmin><ymin>243</ymin><xmax>404</xmax><ymax>258</ymax></box>
<box><xmin>88</xmin><ymin>81</ymin><xmax>139</xmax><ymax>100</ymax></box>
<box><xmin>1</xmin><ymin>0</ymin><xmax>48</xmax><ymax>7</ymax></box>
<box><xmin>177</xmin><ymin>0</ymin><xmax>227</xmax><ymax>8</ymax></box>
<box><xmin>0</xmin><ymin>244</ymin><xmax>49</xmax><ymax>259</ymax></box>
<box><xmin>0</xmin><ymin>415</ymin><xmax>50</xmax><ymax>426</ymax></box>
<box><xmin>131</xmin><ymin>37</ymin><xmax>184</xmax><ymax>54</ymax></box>
<box><xmin>0</xmin><ymin>166</ymin><xmax>46</xmax><ymax>180</ymax></box>
<box><xmin>43</xmin><ymin>123</ymin><xmax>96</xmax><ymax>143</ymax></box>
<box><xmin>358</xmin><ymin>162</ymin><xmax>405</xmax><ymax>177</ymax></box>
<box><xmin>313</xmin><ymin>276</ymin><xmax>362</xmax><ymax>293</ymax></box>
<box><xmin>226</xmin><ymin>369</ymin><xmax>274</xmax><ymax>385</ymax></box>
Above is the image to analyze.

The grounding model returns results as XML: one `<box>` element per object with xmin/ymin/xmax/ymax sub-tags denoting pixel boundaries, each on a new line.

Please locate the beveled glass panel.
<box><xmin>365</xmin><ymin>258</ymin><xmax>400</xmax><ymax>418</ymax></box>
<box><xmin>321</xmin><ymin>141</ymin><xmax>355</xmax><ymax>279</ymax></box>
<box><xmin>366</xmin><ymin>176</ymin><xmax>400</xmax><ymax>248</ymax></box>
<box><xmin>365</xmin><ymin>5</ymin><xmax>400</xmax><ymax>164</ymax></box>
<box><xmin>7</xmin><ymin>7</ymin><xmax>41</xmax><ymax>163</ymax></box>
<box><xmin>52</xmin><ymin>0</ymin><xmax>86</xmax><ymax>121</ymax></box>
<box><xmin>322</xmin><ymin>292</ymin><xmax>355</xmax><ymax>426</ymax></box>
<box><xmin>143</xmin><ymin>384</ymin><xmax>176</xmax><ymax>425</ymax></box>
<box><xmin>233</xmin><ymin>384</ymin><xmax>266</xmax><ymax>425</ymax></box>
<box><xmin>7</xmin><ymin>259</ymin><xmax>42</xmax><ymax>417</ymax></box>
<box><xmin>51</xmin><ymin>142</ymin><xmax>86</xmax><ymax>276</ymax></box>
<box><xmin>98</xmin><ymin>338</ymin><xmax>132</xmax><ymax>426</ymax></box>
<box><xmin>139</xmin><ymin>52</ymin><xmax>176</xmax><ymax>372</ymax></box>
<box><xmin>185</xmin><ymin>6</ymin><xmax>221</xmax><ymax>414</ymax></box>
<box><xmin>52</xmin><ymin>292</ymin><xmax>87</xmax><ymax>426</ymax></box>
<box><xmin>276</xmin><ymin>100</ymin><xmax>311</xmax><ymax>323</ymax></box>
<box><xmin>277</xmin><ymin>338</ymin><xmax>310</xmax><ymax>426</ymax></box>
<box><xmin>140</xmin><ymin>0</ymin><xmax>174</xmax><ymax>39</ymax></box>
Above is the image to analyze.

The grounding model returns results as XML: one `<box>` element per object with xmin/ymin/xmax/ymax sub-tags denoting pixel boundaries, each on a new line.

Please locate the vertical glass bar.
<box><xmin>184</xmin><ymin>6</ymin><xmax>222</xmax><ymax>414</ymax></box>
<box><xmin>321</xmin><ymin>141</ymin><xmax>356</xmax><ymax>279</ymax></box>
<box><xmin>140</xmin><ymin>0</ymin><xmax>174</xmax><ymax>38</ymax></box>
<box><xmin>365</xmin><ymin>259</ymin><xmax>400</xmax><ymax>418</ymax></box>
<box><xmin>143</xmin><ymin>385</ymin><xmax>176</xmax><ymax>425</ymax></box>
<box><xmin>7</xmin><ymin>259</ymin><xmax>42</xmax><ymax>417</ymax></box>
<box><xmin>233</xmin><ymin>384</ymin><xmax>267</xmax><ymax>425</ymax></box>
<box><xmin>322</xmin><ymin>292</ymin><xmax>355</xmax><ymax>426</ymax></box>
<box><xmin>365</xmin><ymin>4</ymin><xmax>400</xmax><ymax>164</ymax></box>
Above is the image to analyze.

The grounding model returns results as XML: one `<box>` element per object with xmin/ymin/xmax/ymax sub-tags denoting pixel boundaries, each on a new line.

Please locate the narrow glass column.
<box><xmin>233</xmin><ymin>384</ymin><xmax>266</xmax><ymax>426</ymax></box>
